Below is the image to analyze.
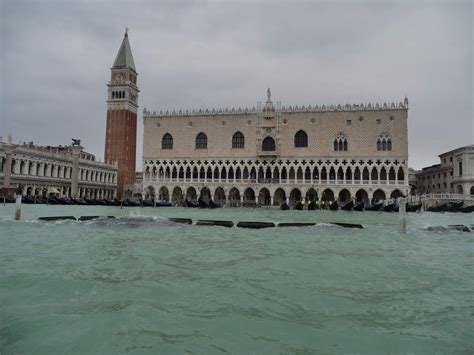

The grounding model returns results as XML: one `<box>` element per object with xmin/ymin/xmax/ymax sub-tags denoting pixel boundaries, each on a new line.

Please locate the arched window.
<box><xmin>262</xmin><ymin>137</ymin><xmax>275</xmax><ymax>151</ymax></box>
<box><xmin>162</xmin><ymin>133</ymin><xmax>173</xmax><ymax>149</ymax></box>
<box><xmin>377</xmin><ymin>134</ymin><xmax>392</xmax><ymax>151</ymax></box>
<box><xmin>232</xmin><ymin>131</ymin><xmax>245</xmax><ymax>148</ymax></box>
<box><xmin>294</xmin><ymin>130</ymin><xmax>308</xmax><ymax>148</ymax></box>
<box><xmin>195</xmin><ymin>132</ymin><xmax>207</xmax><ymax>149</ymax></box>
<box><xmin>333</xmin><ymin>134</ymin><xmax>348</xmax><ymax>151</ymax></box>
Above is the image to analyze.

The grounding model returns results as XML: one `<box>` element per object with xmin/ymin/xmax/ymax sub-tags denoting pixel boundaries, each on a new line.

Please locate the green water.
<box><xmin>0</xmin><ymin>205</ymin><xmax>473</xmax><ymax>354</ymax></box>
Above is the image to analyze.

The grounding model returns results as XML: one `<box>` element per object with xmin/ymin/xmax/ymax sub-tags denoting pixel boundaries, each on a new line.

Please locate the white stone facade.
<box><xmin>0</xmin><ymin>142</ymin><xmax>118</xmax><ymax>199</ymax></box>
<box><xmin>416</xmin><ymin>145</ymin><xmax>474</xmax><ymax>196</ymax></box>
<box><xmin>142</xmin><ymin>91</ymin><xmax>410</xmax><ymax>206</ymax></box>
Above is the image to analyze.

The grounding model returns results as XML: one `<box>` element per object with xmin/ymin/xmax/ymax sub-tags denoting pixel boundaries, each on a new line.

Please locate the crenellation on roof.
<box><xmin>143</xmin><ymin>99</ymin><xmax>408</xmax><ymax>118</ymax></box>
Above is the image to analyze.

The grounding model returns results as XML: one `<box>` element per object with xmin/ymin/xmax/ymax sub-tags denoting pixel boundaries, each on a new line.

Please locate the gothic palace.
<box><xmin>108</xmin><ymin>30</ymin><xmax>410</xmax><ymax>206</ymax></box>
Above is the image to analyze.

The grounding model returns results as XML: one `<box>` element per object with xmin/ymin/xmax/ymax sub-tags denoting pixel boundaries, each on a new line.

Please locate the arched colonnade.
<box><xmin>145</xmin><ymin>184</ymin><xmax>405</xmax><ymax>207</ymax></box>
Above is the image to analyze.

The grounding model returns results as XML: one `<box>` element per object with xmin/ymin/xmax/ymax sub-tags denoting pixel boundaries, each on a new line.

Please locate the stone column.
<box><xmin>2</xmin><ymin>143</ymin><xmax>15</xmax><ymax>187</ymax></box>
<box><xmin>70</xmin><ymin>145</ymin><xmax>83</xmax><ymax>198</ymax></box>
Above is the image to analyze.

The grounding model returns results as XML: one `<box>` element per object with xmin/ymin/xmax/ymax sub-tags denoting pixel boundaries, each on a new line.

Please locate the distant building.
<box><xmin>124</xmin><ymin>171</ymin><xmax>144</xmax><ymax>199</ymax></box>
<box><xmin>104</xmin><ymin>30</ymin><xmax>139</xmax><ymax>199</ymax></box>
<box><xmin>415</xmin><ymin>145</ymin><xmax>474</xmax><ymax>195</ymax></box>
<box><xmin>0</xmin><ymin>140</ymin><xmax>118</xmax><ymax>199</ymax></box>
<box><xmin>408</xmin><ymin>167</ymin><xmax>419</xmax><ymax>194</ymax></box>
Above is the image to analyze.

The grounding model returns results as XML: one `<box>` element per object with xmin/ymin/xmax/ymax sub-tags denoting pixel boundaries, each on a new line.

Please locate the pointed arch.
<box><xmin>362</xmin><ymin>167</ymin><xmax>370</xmax><ymax>182</ymax></box>
<box><xmin>199</xmin><ymin>187</ymin><xmax>211</xmax><ymax>202</ymax></box>
<box><xmin>377</xmin><ymin>134</ymin><xmax>392</xmax><ymax>151</ymax></box>
<box><xmin>321</xmin><ymin>188</ymin><xmax>335</xmax><ymax>202</ymax></box>
<box><xmin>388</xmin><ymin>166</ymin><xmax>396</xmax><ymax>181</ymax></box>
<box><xmin>172</xmin><ymin>187</ymin><xmax>183</xmax><ymax>203</ymax></box>
<box><xmin>235</xmin><ymin>166</ymin><xmax>242</xmax><ymax>181</ymax></box>
<box><xmin>214</xmin><ymin>187</ymin><xmax>226</xmax><ymax>204</ymax></box>
<box><xmin>294</xmin><ymin>130</ymin><xmax>308</xmax><ymax>147</ymax></box>
<box><xmin>333</xmin><ymin>134</ymin><xmax>348</xmax><ymax>151</ymax></box>
<box><xmin>355</xmin><ymin>189</ymin><xmax>368</xmax><ymax>203</ymax></box>
<box><xmin>161</xmin><ymin>133</ymin><xmax>173</xmax><ymax>149</ymax></box>
<box><xmin>186</xmin><ymin>186</ymin><xmax>197</xmax><ymax>201</ymax></box>
<box><xmin>243</xmin><ymin>188</ymin><xmax>256</xmax><ymax>206</ymax></box>
<box><xmin>390</xmin><ymin>189</ymin><xmax>404</xmax><ymax>199</ymax></box>
<box><xmin>262</xmin><ymin>136</ymin><xmax>275</xmax><ymax>151</ymax></box>
<box><xmin>274</xmin><ymin>188</ymin><xmax>286</xmax><ymax>206</ymax></box>
<box><xmin>229</xmin><ymin>187</ymin><xmax>241</xmax><ymax>207</ymax></box>
<box><xmin>338</xmin><ymin>189</ymin><xmax>351</xmax><ymax>203</ymax></box>
<box><xmin>258</xmin><ymin>188</ymin><xmax>271</xmax><ymax>206</ymax></box>
<box><xmin>220</xmin><ymin>167</ymin><xmax>227</xmax><ymax>181</ymax></box>
<box><xmin>158</xmin><ymin>186</ymin><xmax>169</xmax><ymax>201</ymax></box>
<box><xmin>290</xmin><ymin>188</ymin><xmax>302</xmax><ymax>204</ymax></box>
<box><xmin>372</xmin><ymin>189</ymin><xmax>386</xmax><ymax>202</ymax></box>
<box><xmin>397</xmin><ymin>167</ymin><xmax>404</xmax><ymax>181</ymax></box>
<box><xmin>195</xmin><ymin>132</ymin><xmax>207</xmax><ymax>149</ymax></box>
<box><xmin>232</xmin><ymin>131</ymin><xmax>245</xmax><ymax>148</ymax></box>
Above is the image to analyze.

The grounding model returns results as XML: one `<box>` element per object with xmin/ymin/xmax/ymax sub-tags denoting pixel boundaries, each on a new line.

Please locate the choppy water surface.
<box><xmin>0</xmin><ymin>205</ymin><xmax>473</xmax><ymax>354</ymax></box>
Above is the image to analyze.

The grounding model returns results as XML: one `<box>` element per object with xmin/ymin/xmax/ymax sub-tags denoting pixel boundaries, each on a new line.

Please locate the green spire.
<box><xmin>112</xmin><ymin>29</ymin><xmax>136</xmax><ymax>71</ymax></box>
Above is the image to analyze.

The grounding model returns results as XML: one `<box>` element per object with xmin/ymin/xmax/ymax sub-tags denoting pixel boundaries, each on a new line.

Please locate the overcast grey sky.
<box><xmin>1</xmin><ymin>0</ymin><xmax>472</xmax><ymax>170</ymax></box>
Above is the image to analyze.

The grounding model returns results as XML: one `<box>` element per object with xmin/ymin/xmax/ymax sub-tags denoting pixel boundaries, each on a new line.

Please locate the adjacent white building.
<box><xmin>416</xmin><ymin>144</ymin><xmax>474</xmax><ymax>196</ymax></box>
<box><xmin>0</xmin><ymin>140</ymin><xmax>118</xmax><ymax>199</ymax></box>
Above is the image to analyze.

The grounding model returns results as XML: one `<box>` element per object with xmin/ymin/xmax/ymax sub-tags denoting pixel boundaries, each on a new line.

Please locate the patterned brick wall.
<box><xmin>105</xmin><ymin>109</ymin><xmax>136</xmax><ymax>198</ymax></box>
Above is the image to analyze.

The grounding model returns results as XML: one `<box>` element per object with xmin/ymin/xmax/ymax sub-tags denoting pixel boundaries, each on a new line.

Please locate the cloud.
<box><xmin>1</xmin><ymin>0</ymin><xmax>472</xmax><ymax>169</ymax></box>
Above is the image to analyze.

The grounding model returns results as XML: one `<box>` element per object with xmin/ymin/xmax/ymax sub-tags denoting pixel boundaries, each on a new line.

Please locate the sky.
<box><xmin>1</xmin><ymin>0</ymin><xmax>472</xmax><ymax>170</ymax></box>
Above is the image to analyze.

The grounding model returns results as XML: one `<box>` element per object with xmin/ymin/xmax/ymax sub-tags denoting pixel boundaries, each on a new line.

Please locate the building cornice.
<box><xmin>438</xmin><ymin>144</ymin><xmax>474</xmax><ymax>158</ymax></box>
<box><xmin>143</xmin><ymin>100</ymin><xmax>408</xmax><ymax>119</ymax></box>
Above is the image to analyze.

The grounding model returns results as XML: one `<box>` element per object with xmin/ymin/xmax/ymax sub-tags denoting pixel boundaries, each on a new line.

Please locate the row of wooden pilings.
<box><xmin>10</xmin><ymin>194</ymin><xmax>407</xmax><ymax>231</ymax></box>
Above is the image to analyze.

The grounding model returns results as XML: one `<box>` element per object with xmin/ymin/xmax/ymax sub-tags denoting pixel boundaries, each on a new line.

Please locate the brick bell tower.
<box><xmin>105</xmin><ymin>29</ymin><xmax>139</xmax><ymax>199</ymax></box>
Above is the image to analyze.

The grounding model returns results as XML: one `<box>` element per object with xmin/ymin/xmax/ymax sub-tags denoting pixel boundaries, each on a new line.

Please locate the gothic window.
<box><xmin>333</xmin><ymin>134</ymin><xmax>348</xmax><ymax>151</ymax></box>
<box><xmin>195</xmin><ymin>132</ymin><xmax>207</xmax><ymax>149</ymax></box>
<box><xmin>377</xmin><ymin>134</ymin><xmax>392</xmax><ymax>151</ymax></box>
<box><xmin>162</xmin><ymin>133</ymin><xmax>173</xmax><ymax>149</ymax></box>
<box><xmin>294</xmin><ymin>130</ymin><xmax>308</xmax><ymax>148</ymax></box>
<box><xmin>262</xmin><ymin>137</ymin><xmax>276</xmax><ymax>151</ymax></box>
<box><xmin>232</xmin><ymin>131</ymin><xmax>244</xmax><ymax>149</ymax></box>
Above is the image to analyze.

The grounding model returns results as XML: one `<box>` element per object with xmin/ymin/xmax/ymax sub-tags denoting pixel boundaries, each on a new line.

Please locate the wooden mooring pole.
<box><xmin>15</xmin><ymin>194</ymin><xmax>22</xmax><ymax>220</ymax></box>
<box><xmin>399</xmin><ymin>197</ymin><xmax>406</xmax><ymax>232</ymax></box>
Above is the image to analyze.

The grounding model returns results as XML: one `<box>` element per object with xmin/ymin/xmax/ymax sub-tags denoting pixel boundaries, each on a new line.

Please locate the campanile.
<box><xmin>105</xmin><ymin>29</ymin><xmax>139</xmax><ymax>198</ymax></box>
